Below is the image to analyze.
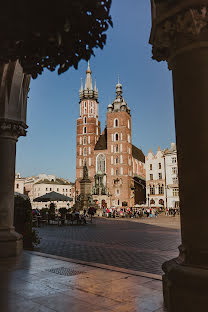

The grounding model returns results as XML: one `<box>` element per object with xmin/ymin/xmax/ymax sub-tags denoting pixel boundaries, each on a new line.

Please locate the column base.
<box><xmin>0</xmin><ymin>229</ymin><xmax>23</xmax><ymax>257</ymax></box>
<box><xmin>162</xmin><ymin>258</ymin><xmax>208</xmax><ymax>312</ymax></box>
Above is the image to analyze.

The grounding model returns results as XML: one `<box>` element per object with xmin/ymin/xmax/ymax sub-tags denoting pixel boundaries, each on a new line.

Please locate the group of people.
<box><xmin>165</xmin><ymin>208</ymin><xmax>179</xmax><ymax>217</ymax></box>
<box><xmin>103</xmin><ymin>207</ymin><xmax>160</xmax><ymax>219</ymax></box>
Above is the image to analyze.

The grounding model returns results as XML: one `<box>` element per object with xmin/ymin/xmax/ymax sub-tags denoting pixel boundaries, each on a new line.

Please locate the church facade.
<box><xmin>76</xmin><ymin>63</ymin><xmax>145</xmax><ymax>209</ymax></box>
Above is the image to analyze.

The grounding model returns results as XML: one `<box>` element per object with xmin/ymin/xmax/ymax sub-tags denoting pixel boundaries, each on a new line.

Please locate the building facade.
<box><xmin>164</xmin><ymin>143</ymin><xmax>180</xmax><ymax>209</ymax></box>
<box><xmin>145</xmin><ymin>143</ymin><xmax>179</xmax><ymax>209</ymax></box>
<box><xmin>15</xmin><ymin>173</ymin><xmax>75</xmax><ymax>210</ymax></box>
<box><xmin>75</xmin><ymin>63</ymin><xmax>146</xmax><ymax>208</ymax></box>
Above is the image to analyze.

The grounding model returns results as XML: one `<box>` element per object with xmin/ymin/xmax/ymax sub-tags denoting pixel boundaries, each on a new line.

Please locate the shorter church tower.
<box><xmin>76</xmin><ymin>62</ymin><xmax>100</xmax><ymax>194</ymax></box>
<box><xmin>106</xmin><ymin>81</ymin><xmax>133</xmax><ymax>207</ymax></box>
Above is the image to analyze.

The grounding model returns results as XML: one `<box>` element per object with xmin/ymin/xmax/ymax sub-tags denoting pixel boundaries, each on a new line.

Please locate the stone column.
<box><xmin>0</xmin><ymin>61</ymin><xmax>30</xmax><ymax>257</ymax></box>
<box><xmin>150</xmin><ymin>1</ymin><xmax>208</xmax><ymax>311</ymax></box>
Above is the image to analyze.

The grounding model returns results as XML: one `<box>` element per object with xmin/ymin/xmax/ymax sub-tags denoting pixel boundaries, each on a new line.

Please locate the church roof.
<box><xmin>132</xmin><ymin>145</ymin><xmax>145</xmax><ymax>163</ymax></box>
<box><xmin>94</xmin><ymin>128</ymin><xmax>107</xmax><ymax>150</ymax></box>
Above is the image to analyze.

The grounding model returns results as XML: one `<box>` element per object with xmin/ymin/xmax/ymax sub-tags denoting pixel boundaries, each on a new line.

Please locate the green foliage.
<box><xmin>0</xmin><ymin>0</ymin><xmax>113</xmax><ymax>78</ymax></box>
<box><xmin>14</xmin><ymin>196</ymin><xmax>40</xmax><ymax>249</ymax></box>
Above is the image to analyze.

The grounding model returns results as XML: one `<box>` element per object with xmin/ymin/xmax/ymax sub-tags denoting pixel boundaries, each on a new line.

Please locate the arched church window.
<box><xmin>83</xmin><ymin>126</ymin><xmax>87</xmax><ymax>134</ymax></box>
<box><xmin>96</xmin><ymin>154</ymin><xmax>106</xmax><ymax>174</ymax></box>
<box><xmin>90</xmin><ymin>102</ymin><xmax>94</xmax><ymax>114</ymax></box>
<box><xmin>84</xmin><ymin>117</ymin><xmax>87</xmax><ymax>124</ymax></box>
<box><xmin>83</xmin><ymin>136</ymin><xmax>87</xmax><ymax>145</ymax></box>
<box><xmin>115</xmin><ymin>133</ymin><xmax>119</xmax><ymax>141</ymax></box>
<box><xmin>114</xmin><ymin>119</ymin><xmax>119</xmax><ymax>127</ymax></box>
<box><xmin>83</xmin><ymin>147</ymin><xmax>87</xmax><ymax>156</ymax></box>
<box><xmin>84</xmin><ymin>102</ymin><xmax>87</xmax><ymax>114</ymax></box>
<box><xmin>116</xmin><ymin>157</ymin><xmax>119</xmax><ymax>164</ymax></box>
<box><xmin>115</xmin><ymin>144</ymin><xmax>119</xmax><ymax>153</ymax></box>
<box><xmin>116</xmin><ymin>168</ymin><xmax>119</xmax><ymax>176</ymax></box>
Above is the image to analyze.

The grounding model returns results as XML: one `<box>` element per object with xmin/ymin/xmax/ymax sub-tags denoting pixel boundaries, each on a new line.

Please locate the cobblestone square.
<box><xmin>37</xmin><ymin>217</ymin><xmax>181</xmax><ymax>275</ymax></box>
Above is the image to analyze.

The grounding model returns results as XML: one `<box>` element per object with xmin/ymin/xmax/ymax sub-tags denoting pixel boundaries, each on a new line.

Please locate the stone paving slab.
<box><xmin>36</xmin><ymin>217</ymin><xmax>181</xmax><ymax>275</ymax></box>
<box><xmin>0</xmin><ymin>252</ymin><xmax>166</xmax><ymax>312</ymax></box>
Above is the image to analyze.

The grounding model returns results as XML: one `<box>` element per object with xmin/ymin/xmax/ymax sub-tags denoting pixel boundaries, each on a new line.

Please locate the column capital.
<box><xmin>0</xmin><ymin>118</ymin><xmax>27</xmax><ymax>140</ymax></box>
<box><xmin>150</xmin><ymin>1</ymin><xmax>208</xmax><ymax>67</ymax></box>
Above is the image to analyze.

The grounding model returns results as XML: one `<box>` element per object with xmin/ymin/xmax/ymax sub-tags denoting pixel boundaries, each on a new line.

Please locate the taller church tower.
<box><xmin>76</xmin><ymin>62</ymin><xmax>100</xmax><ymax>193</ymax></box>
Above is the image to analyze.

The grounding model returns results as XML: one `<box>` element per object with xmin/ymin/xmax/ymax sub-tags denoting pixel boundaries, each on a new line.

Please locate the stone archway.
<box><xmin>150</xmin><ymin>1</ymin><xmax>208</xmax><ymax>310</ymax></box>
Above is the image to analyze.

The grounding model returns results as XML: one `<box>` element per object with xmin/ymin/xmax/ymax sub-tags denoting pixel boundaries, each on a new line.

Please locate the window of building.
<box><xmin>111</xmin><ymin>156</ymin><xmax>113</xmax><ymax>165</ymax></box>
<box><xmin>128</xmin><ymin>120</ymin><xmax>130</xmax><ymax>129</ymax></box>
<box><xmin>159</xmin><ymin>163</ymin><xmax>161</xmax><ymax>169</ymax></box>
<box><xmin>120</xmin><ymin>144</ymin><xmax>122</xmax><ymax>152</ymax></box>
<box><xmin>173</xmin><ymin>177</ymin><xmax>178</xmax><ymax>184</ymax></box>
<box><xmin>111</xmin><ymin>134</ymin><xmax>114</xmax><ymax>141</ymax></box>
<box><xmin>150</xmin><ymin>185</ymin><xmax>155</xmax><ymax>195</ymax></box>
<box><xmin>158</xmin><ymin>184</ymin><xmax>164</xmax><ymax>194</ymax></box>
<box><xmin>159</xmin><ymin>172</ymin><xmax>162</xmax><ymax>179</ymax></box>
<box><xmin>83</xmin><ymin>147</ymin><xmax>87</xmax><ymax>156</ymax></box>
<box><xmin>118</xmin><ymin>199</ymin><xmax>120</xmax><ymax>205</ymax></box>
<box><xmin>172</xmin><ymin>157</ymin><xmax>177</xmax><ymax>164</ymax></box>
<box><xmin>150</xmin><ymin>174</ymin><xmax>153</xmax><ymax>180</ymax></box>
<box><xmin>120</xmin><ymin>155</ymin><xmax>123</xmax><ymax>164</ymax></box>
<box><xmin>50</xmin><ymin>188</ymin><xmax>52</xmax><ymax>191</ymax></box>
<box><xmin>115</xmin><ymin>157</ymin><xmax>119</xmax><ymax>164</ymax></box>
<box><xmin>116</xmin><ymin>168</ymin><xmax>119</xmax><ymax>176</ymax></box>
<box><xmin>16</xmin><ymin>184</ymin><xmax>19</xmax><ymax>189</ymax></box>
<box><xmin>84</xmin><ymin>102</ymin><xmax>87</xmax><ymax>114</ymax></box>
<box><xmin>115</xmin><ymin>133</ymin><xmax>119</xmax><ymax>141</ymax></box>
<box><xmin>120</xmin><ymin>133</ymin><xmax>123</xmax><ymax>140</ymax></box>
<box><xmin>116</xmin><ymin>189</ymin><xmax>120</xmax><ymax>195</ymax></box>
<box><xmin>83</xmin><ymin>136</ymin><xmax>87</xmax><ymax>145</ymax></box>
<box><xmin>79</xmin><ymin>159</ymin><xmax>82</xmax><ymax>167</ymax></box>
<box><xmin>173</xmin><ymin>188</ymin><xmax>179</xmax><ymax>196</ymax></box>
<box><xmin>57</xmin><ymin>188</ymin><xmax>59</xmax><ymax>192</ymax></box>
<box><xmin>83</xmin><ymin>126</ymin><xmax>87</xmax><ymax>134</ymax></box>
<box><xmin>111</xmin><ymin>145</ymin><xmax>113</xmax><ymax>153</ymax></box>
<box><xmin>80</xmin><ymin>137</ymin><xmax>82</xmax><ymax>145</ymax></box>
<box><xmin>114</xmin><ymin>119</ymin><xmax>119</xmax><ymax>127</ymax></box>
<box><xmin>172</xmin><ymin>167</ymin><xmax>178</xmax><ymax>174</ymax></box>
<box><xmin>128</xmin><ymin>134</ymin><xmax>131</xmax><ymax>143</ymax></box>
<box><xmin>111</xmin><ymin>168</ymin><xmax>114</xmax><ymax>176</ymax></box>
<box><xmin>46</xmin><ymin>188</ymin><xmax>48</xmax><ymax>191</ymax></box>
<box><xmin>90</xmin><ymin>102</ymin><xmax>93</xmax><ymax>114</ymax></box>
<box><xmin>84</xmin><ymin>117</ymin><xmax>87</xmax><ymax>124</ymax></box>
<box><xmin>150</xmin><ymin>164</ymin><xmax>152</xmax><ymax>170</ymax></box>
<box><xmin>89</xmin><ymin>157</ymin><xmax>91</xmax><ymax>166</ymax></box>
<box><xmin>96</xmin><ymin>154</ymin><xmax>106</xmax><ymax>173</ymax></box>
<box><xmin>121</xmin><ymin>167</ymin><xmax>123</xmax><ymax>175</ymax></box>
<box><xmin>79</xmin><ymin>148</ymin><xmax>82</xmax><ymax>156</ymax></box>
<box><xmin>88</xmin><ymin>136</ymin><xmax>90</xmax><ymax>144</ymax></box>
<box><xmin>115</xmin><ymin>144</ymin><xmax>119</xmax><ymax>153</ymax></box>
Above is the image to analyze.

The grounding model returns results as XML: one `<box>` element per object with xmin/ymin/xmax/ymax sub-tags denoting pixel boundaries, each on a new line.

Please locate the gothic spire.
<box><xmin>85</xmin><ymin>60</ymin><xmax>93</xmax><ymax>90</ymax></box>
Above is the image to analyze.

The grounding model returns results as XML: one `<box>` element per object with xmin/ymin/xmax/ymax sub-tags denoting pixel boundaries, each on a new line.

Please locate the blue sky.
<box><xmin>16</xmin><ymin>0</ymin><xmax>175</xmax><ymax>181</ymax></box>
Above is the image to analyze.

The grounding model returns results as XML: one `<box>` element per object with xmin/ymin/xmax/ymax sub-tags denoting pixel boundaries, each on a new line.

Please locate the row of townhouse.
<box><xmin>145</xmin><ymin>143</ymin><xmax>180</xmax><ymax>209</ymax></box>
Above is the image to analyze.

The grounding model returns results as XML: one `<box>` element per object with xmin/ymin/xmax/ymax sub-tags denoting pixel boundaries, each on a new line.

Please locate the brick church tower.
<box><xmin>106</xmin><ymin>81</ymin><xmax>134</xmax><ymax>207</ymax></box>
<box><xmin>75</xmin><ymin>62</ymin><xmax>100</xmax><ymax>194</ymax></box>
